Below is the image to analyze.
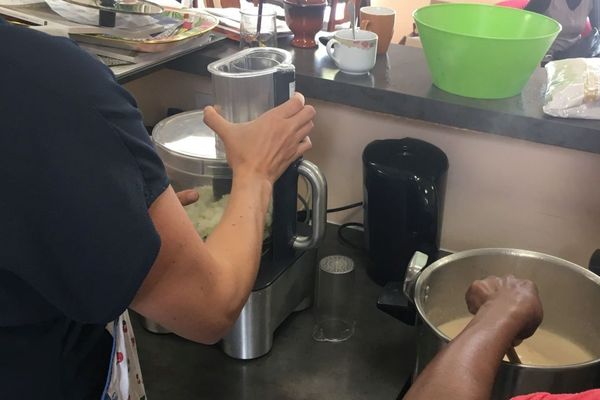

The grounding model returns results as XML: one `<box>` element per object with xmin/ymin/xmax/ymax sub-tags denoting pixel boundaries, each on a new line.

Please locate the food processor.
<box><xmin>149</xmin><ymin>47</ymin><xmax>328</xmax><ymax>360</ymax></box>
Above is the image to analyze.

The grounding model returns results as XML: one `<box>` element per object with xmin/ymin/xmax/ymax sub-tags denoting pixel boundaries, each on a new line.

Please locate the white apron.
<box><xmin>101</xmin><ymin>311</ymin><xmax>147</xmax><ymax>400</ymax></box>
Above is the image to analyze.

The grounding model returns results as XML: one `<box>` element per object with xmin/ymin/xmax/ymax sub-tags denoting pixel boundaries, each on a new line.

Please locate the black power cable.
<box><xmin>296</xmin><ymin>194</ymin><xmax>310</xmax><ymax>223</ymax></box>
<box><xmin>329</xmin><ymin>202</ymin><xmax>364</xmax><ymax>249</ymax></box>
<box><xmin>297</xmin><ymin>199</ymin><xmax>363</xmax><ymax>222</ymax></box>
<box><xmin>295</xmin><ymin>198</ymin><xmax>365</xmax><ymax>249</ymax></box>
<box><xmin>327</xmin><ymin>201</ymin><xmax>363</xmax><ymax>213</ymax></box>
<box><xmin>337</xmin><ymin>222</ymin><xmax>364</xmax><ymax>249</ymax></box>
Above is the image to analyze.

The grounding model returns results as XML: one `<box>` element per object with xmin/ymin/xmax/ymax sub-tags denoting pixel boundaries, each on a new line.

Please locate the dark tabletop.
<box><xmin>131</xmin><ymin>225</ymin><xmax>416</xmax><ymax>400</ymax></box>
<box><xmin>163</xmin><ymin>35</ymin><xmax>600</xmax><ymax>155</ymax></box>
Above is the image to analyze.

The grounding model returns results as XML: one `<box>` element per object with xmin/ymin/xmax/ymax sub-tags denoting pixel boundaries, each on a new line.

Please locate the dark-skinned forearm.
<box><xmin>404</xmin><ymin>312</ymin><xmax>518</xmax><ymax>400</ymax></box>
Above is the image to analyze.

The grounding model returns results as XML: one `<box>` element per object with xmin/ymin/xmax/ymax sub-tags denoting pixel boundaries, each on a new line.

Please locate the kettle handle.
<box><xmin>376</xmin><ymin>251</ymin><xmax>429</xmax><ymax>326</ymax></box>
<box><xmin>403</xmin><ymin>251</ymin><xmax>429</xmax><ymax>301</ymax></box>
<box><xmin>590</xmin><ymin>249</ymin><xmax>600</xmax><ymax>277</ymax></box>
<box><xmin>293</xmin><ymin>160</ymin><xmax>327</xmax><ymax>250</ymax></box>
<box><xmin>408</xmin><ymin>173</ymin><xmax>445</xmax><ymax>260</ymax></box>
<box><xmin>326</xmin><ymin>39</ymin><xmax>342</xmax><ymax>64</ymax></box>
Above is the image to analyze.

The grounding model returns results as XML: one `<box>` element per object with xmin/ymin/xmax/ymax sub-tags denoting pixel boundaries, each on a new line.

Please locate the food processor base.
<box><xmin>221</xmin><ymin>248</ymin><xmax>318</xmax><ymax>360</ymax></box>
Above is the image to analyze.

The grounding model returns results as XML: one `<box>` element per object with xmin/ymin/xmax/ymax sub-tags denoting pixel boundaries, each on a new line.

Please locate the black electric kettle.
<box><xmin>362</xmin><ymin>138</ymin><xmax>449</xmax><ymax>285</ymax></box>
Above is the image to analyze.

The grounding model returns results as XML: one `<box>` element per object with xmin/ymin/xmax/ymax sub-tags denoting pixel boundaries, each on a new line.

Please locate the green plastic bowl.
<box><xmin>413</xmin><ymin>3</ymin><xmax>561</xmax><ymax>99</ymax></box>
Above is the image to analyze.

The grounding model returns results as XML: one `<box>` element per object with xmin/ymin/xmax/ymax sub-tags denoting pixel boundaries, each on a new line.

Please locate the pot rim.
<box><xmin>414</xmin><ymin>247</ymin><xmax>600</xmax><ymax>370</ymax></box>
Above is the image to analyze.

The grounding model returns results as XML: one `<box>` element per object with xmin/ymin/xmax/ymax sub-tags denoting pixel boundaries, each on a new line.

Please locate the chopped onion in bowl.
<box><xmin>184</xmin><ymin>185</ymin><xmax>272</xmax><ymax>239</ymax></box>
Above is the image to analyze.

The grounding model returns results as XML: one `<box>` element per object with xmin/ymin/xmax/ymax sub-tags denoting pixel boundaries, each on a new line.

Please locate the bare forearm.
<box><xmin>132</xmin><ymin>180</ymin><xmax>272</xmax><ymax>344</ymax></box>
<box><xmin>404</xmin><ymin>313</ymin><xmax>516</xmax><ymax>400</ymax></box>
<box><xmin>204</xmin><ymin>173</ymin><xmax>272</xmax><ymax>313</ymax></box>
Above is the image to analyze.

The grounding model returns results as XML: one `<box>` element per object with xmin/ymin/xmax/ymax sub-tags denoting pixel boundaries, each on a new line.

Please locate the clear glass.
<box><xmin>209</xmin><ymin>48</ymin><xmax>293</xmax><ymax>154</ymax></box>
<box><xmin>239</xmin><ymin>8</ymin><xmax>278</xmax><ymax>49</ymax></box>
<box><xmin>312</xmin><ymin>255</ymin><xmax>356</xmax><ymax>342</ymax></box>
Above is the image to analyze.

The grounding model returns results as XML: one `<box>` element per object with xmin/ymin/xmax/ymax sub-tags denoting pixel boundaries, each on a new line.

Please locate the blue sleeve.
<box><xmin>0</xmin><ymin>26</ymin><xmax>170</xmax><ymax>324</ymax></box>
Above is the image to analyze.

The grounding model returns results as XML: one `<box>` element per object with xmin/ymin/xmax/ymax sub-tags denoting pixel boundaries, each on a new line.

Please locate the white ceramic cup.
<box><xmin>326</xmin><ymin>29</ymin><xmax>378</xmax><ymax>75</ymax></box>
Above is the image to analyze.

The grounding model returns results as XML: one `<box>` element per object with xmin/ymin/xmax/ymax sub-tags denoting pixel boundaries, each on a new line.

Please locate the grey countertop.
<box><xmin>165</xmin><ymin>35</ymin><xmax>600</xmax><ymax>155</ymax></box>
<box><xmin>131</xmin><ymin>226</ymin><xmax>416</xmax><ymax>400</ymax></box>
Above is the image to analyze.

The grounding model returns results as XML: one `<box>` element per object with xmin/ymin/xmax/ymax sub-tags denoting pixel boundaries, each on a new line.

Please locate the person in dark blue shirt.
<box><xmin>0</xmin><ymin>18</ymin><xmax>315</xmax><ymax>399</ymax></box>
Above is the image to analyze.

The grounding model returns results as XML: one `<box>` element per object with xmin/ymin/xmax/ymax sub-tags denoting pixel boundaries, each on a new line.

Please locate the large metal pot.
<box><xmin>404</xmin><ymin>248</ymin><xmax>600</xmax><ymax>398</ymax></box>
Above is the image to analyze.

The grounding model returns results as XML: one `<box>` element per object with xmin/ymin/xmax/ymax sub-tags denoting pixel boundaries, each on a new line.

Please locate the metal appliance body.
<box><xmin>142</xmin><ymin>318</ymin><xmax>171</xmax><ymax>334</ymax></box>
<box><xmin>221</xmin><ymin>248</ymin><xmax>318</xmax><ymax>359</ymax></box>
<box><xmin>404</xmin><ymin>248</ymin><xmax>600</xmax><ymax>398</ymax></box>
<box><xmin>208</xmin><ymin>48</ymin><xmax>327</xmax><ymax>359</ymax></box>
<box><xmin>220</xmin><ymin>157</ymin><xmax>326</xmax><ymax>360</ymax></box>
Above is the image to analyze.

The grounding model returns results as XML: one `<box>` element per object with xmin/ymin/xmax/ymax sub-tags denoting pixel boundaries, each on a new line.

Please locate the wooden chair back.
<box><xmin>326</xmin><ymin>0</ymin><xmax>369</xmax><ymax>32</ymax></box>
<box><xmin>204</xmin><ymin>0</ymin><xmax>241</xmax><ymax>7</ymax></box>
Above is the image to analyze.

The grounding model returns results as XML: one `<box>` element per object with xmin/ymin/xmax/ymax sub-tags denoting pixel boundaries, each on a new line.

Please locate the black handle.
<box><xmin>99</xmin><ymin>9</ymin><xmax>115</xmax><ymax>27</ymax></box>
<box><xmin>271</xmin><ymin>65</ymin><xmax>299</xmax><ymax>263</ymax></box>
<box><xmin>273</xmin><ymin>67</ymin><xmax>295</xmax><ymax>107</ymax></box>
<box><xmin>318</xmin><ymin>35</ymin><xmax>333</xmax><ymax>47</ymax></box>
<box><xmin>98</xmin><ymin>0</ymin><xmax>116</xmax><ymax>27</ymax></box>
<box><xmin>590</xmin><ymin>249</ymin><xmax>600</xmax><ymax>277</ymax></box>
<box><xmin>376</xmin><ymin>281</ymin><xmax>416</xmax><ymax>326</ymax></box>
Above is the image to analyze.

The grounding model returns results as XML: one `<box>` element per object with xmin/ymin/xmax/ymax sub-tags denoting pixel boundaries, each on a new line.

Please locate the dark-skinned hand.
<box><xmin>465</xmin><ymin>275</ymin><xmax>543</xmax><ymax>347</ymax></box>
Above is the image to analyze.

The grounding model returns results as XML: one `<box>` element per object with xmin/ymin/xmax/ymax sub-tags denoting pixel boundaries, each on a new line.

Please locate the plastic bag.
<box><xmin>543</xmin><ymin>58</ymin><xmax>600</xmax><ymax>119</ymax></box>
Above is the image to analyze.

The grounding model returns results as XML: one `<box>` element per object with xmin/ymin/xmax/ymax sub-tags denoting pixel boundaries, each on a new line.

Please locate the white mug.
<box><xmin>326</xmin><ymin>29</ymin><xmax>378</xmax><ymax>75</ymax></box>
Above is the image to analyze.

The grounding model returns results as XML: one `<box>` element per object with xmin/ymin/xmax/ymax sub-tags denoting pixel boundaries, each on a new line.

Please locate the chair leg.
<box><xmin>348</xmin><ymin>0</ymin><xmax>361</xmax><ymax>23</ymax></box>
<box><xmin>328</xmin><ymin>0</ymin><xmax>338</xmax><ymax>31</ymax></box>
<box><xmin>328</xmin><ymin>0</ymin><xmax>365</xmax><ymax>32</ymax></box>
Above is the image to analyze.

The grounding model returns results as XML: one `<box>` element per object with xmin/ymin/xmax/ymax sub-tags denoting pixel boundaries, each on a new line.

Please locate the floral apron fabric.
<box><xmin>102</xmin><ymin>310</ymin><xmax>147</xmax><ymax>400</ymax></box>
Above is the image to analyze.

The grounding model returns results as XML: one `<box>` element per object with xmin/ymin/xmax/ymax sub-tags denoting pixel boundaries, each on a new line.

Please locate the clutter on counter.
<box><xmin>544</xmin><ymin>58</ymin><xmax>600</xmax><ymax>120</ymax></box>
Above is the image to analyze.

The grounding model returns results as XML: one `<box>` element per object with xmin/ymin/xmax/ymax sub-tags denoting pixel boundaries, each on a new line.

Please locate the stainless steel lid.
<box><xmin>207</xmin><ymin>47</ymin><xmax>293</xmax><ymax>78</ymax></box>
<box><xmin>152</xmin><ymin>110</ymin><xmax>231</xmax><ymax>178</ymax></box>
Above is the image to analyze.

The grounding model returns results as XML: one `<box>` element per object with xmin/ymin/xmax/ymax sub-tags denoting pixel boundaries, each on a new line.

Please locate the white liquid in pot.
<box><xmin>437</xmin><ymin>316</ymin><xmax>594</xmax><ymax>366</ymax></box>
